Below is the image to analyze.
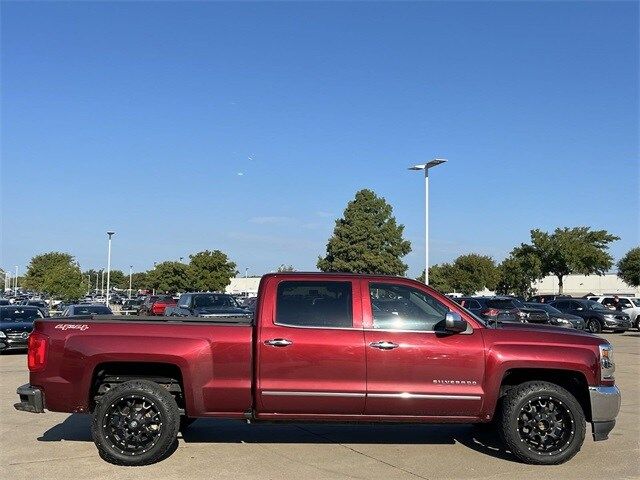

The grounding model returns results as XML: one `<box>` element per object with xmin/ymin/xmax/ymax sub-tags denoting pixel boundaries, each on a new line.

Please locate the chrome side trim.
<box><xmin>262</xmin><ymin>391</ymin><xmax>366</xmax><ymax>398</ymax></box>
<box><xmin>367</xmin><ymin>393</ymin><xmax>481</xmax><ymax>400</ymax></box>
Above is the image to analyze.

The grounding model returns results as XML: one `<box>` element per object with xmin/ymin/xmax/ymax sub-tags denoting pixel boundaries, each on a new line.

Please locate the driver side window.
<box><xmin>369</xmin><ymin>283</ymin><xmax>449</xmax><ymax>331</ymax></box>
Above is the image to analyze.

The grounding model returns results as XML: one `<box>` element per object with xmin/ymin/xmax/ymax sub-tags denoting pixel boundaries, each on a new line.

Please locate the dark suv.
<box><xmin>456</xmin><ymin>296</ymin><xmax>549</xmax><ymax>326</ymax></box>
<box><xmin>549</xmin><ymin>298</ymin><xmax>631</xmax><ymax>333</ymax></box>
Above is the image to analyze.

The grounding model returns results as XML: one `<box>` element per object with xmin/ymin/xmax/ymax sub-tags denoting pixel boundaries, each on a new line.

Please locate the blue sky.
<box><xmin>1</xmin><ymin>1</ymin><xmax>638</xmax><ymax>278</ymax></box>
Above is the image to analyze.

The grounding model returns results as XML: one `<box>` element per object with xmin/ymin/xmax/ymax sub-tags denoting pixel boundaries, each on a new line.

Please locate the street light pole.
<box><xmin>101</xmin><ymin>270</ymin><xmax>105</xmax><ymax>296</ymax></box>
<box><xmin>14</xmin><ymin>266</ymin><xmax>18</xmax><ymax>293</ymax></box>
<box><xmin>409</xmin><ymin>158</ymin><xmax>447</xmax><ymax>285</ymax></box>
<box><xmin>129</xmin><ymin>265</ymin><xmax>133</xmax><ymax>299</ymax></box>
<box><xmin>106</xmin><ymin>231</ymin><xmax>115</xmax><ymax>308</ymax></box>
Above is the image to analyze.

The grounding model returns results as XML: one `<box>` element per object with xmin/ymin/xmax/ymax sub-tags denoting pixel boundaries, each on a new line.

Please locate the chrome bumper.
<box><xmin>589</xmin><ymin>385</ymin><xmax>621</xmax><ymax>441</ymax></box>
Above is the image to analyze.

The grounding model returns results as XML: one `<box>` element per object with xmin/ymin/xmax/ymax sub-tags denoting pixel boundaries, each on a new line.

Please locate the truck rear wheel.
<box><xmin>499</xmin><ymin>381</ymin><xmax>585</xmax><ymax>465</ymax></box>
<box><xmin>91</xmin><ymin>379</ymin><xmax>180</xmax><ymax>466</ymax></box>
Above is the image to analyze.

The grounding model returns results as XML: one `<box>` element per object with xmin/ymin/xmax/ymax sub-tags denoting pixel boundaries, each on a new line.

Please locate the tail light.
<box><xmin>482</xmin><ymin>308</ymin><xmax>500</xmax><ymax>317</ymax></box>
<box><xmin>28</xmin><ymin>332</ymin><xmax>48</xmax><ymax>372</ymax></box>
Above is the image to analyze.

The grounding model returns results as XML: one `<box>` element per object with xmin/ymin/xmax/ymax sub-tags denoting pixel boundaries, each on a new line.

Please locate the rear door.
<box><xmin>256</xmin><ymin>276</ymin><xmax>366</xmax><ymax>415</ymax></box>
<box><xmin>364</xmin><ymin>280</ymin><xmax>485</xmax><ymax>418</ymax></box>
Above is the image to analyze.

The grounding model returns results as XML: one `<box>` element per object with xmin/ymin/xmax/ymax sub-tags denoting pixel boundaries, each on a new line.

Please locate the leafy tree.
<box><xmin>130</xmin><ymin>272</ymin><xmax>150</xmax><ymax>291</ymax></box>
<box><xmin>520</xmin><ymin>227</ymin><xmax>619</xmax><ymax>294</ymax></box>
<box><xmin>187</xmin><ymin>250</ymin><xmax>237</xmax><ymax>292</ymax></box>
<box><xmin>317</xmin><ymin>189</ymin><xmax>411</xmax><ymax>275</ymax></box>
<box><xmin>617</xmin><ymin>247</ymin><xmax>640</xmax><ymax>287</ymax></box>
<box><xmin>451</xmin><ymin>254</ymin><xmax>499</xmax><ymax>295</ymax></box>
<box><xmin>417</xmin><ymin>263</ymin><xmax>457</xmax><ymax>293</ymax></box>
<box><xmin>496</xmin><ymin>247</ymin><xmax>543</xmax><ymax>298</ymax></box>
<box><xmin>147</xmin><ymin>261</ymin><xmax>190</xmax><ymax>293</ymax></box>
<box><xmin>416</xmin><ymin>254</ymin><xmax>498</xmax><ymax>295</ymax></box>
<box><xmin>23</xmin><ymin>252</ymin><xmax>85</xmax><ymax>300</ymax></box>
<box><xmin>276</xmin><ymin>264</ymin><xmax>296</xmax><ymax>272</ymax></box>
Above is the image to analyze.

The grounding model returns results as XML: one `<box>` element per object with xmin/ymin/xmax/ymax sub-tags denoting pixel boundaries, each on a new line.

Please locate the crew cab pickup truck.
<box><xmin>15</xmin><ymin>273</ymin><xmax>621</xmax><ymax>467</ymax></box>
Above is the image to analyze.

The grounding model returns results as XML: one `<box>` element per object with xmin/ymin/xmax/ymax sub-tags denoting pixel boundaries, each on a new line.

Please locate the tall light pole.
<box><xmin>105</xmin><ymin>231</ymin><xmax>115</xmax><ymax>308</ymax></box>
<box><xmin>101</xmin><ymin>270</ymin><xmax>105</xmax><ymax>296</ymax></box>
<box><xmin>409</xmin><ymin>158</ymin><xmax>447</xmax><ymax>285</ymax></box>
<box><xmin>14</xmin><ymin>266</ymin><xmax>18</xmax><ymax>292</ymax></box>
<box><xmin>129</xmin><ymin>265</ymin><xmax>133</xmax><ymax>299</ymax></box>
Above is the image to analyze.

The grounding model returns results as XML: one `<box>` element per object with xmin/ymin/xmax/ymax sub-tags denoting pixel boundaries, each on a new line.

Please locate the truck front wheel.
<box><xmin>91</xmin><ymin>379</ymin><xmax>180</xmax><ymax>466</ymax></box>
<box><xmin>499</xmin><ymin>381</ymin><xmax>585</xmax><ymax>465</ymax></box>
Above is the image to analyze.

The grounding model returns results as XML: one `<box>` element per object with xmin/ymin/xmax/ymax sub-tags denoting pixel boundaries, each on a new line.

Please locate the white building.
<box><xmin>225</xmin><ymin>277</ymin><xmax>261</xmax><ymax>297</ymax></box>
<box><xmin>532</xmin><ymin>274</ymin><xmax>640</xmax><ymax>297</ymax></box>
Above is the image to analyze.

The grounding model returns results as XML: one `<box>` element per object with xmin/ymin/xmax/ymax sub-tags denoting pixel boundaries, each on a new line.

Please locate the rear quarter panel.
<box><xmin>30</xmin><ymin>319</ymin><xmax>253</xmax><ymax>417</ymax></box>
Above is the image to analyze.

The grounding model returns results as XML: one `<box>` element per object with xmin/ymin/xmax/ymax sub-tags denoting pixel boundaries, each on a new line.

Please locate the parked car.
<box><xmin>456</xmin><ymin>296</ymin><xmax>549</xmax><ymax>326</ymax></box>
<box><xmin>16</xmin><ymin>273</ymin><xmax>620</xmax><ymax>466</ymax></box>
<box><xmin>138</xmin><ymin>295</ymin><xmax>177</xmax><ymax>316</ymax></box>
<box><xmin>529</xmin><ymin>294</ymin><xmax>572</xmax><ymax>303</ymax></box>
<box><xmin>20</xmin><ymin>299</ymin><xmax>49</xmax><ymax>317</ymax></box>
<box><xmin>587</xmin><ymin>296</ymin><xmax>640</xmax><ymax>330</ymax></box>
<box><xmin>549</xmin><ymin>298</ymin><xmax>632</xmax><ymax>333</ymax></box>
<box><xmin>121</xmin><ymin>298</ymin><xmax>143</xmax><ymax>315</ymax></box>
<box><xmin>524</xmin><ymin>302</ymin><xmax>585</xmax><ymax>330</ymax></box>
<box><xmin>0</xmin><ymin>306</ymin><xmax>44</xmax><ymax>352</ymax></box>
<box><xmin>165</xmin><ymin>293</ymin><xmax>250</xmax><ymax>317</ymax></box>
<box><xmin>61</xmin><ymin>304</ymin><xmax>113</xmax><ymax>317</ymax></box>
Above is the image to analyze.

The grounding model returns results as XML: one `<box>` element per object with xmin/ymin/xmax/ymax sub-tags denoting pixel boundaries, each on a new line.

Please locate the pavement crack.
<box><xmin>295</xmin><ymin>425</ymin><xmax>431</xmax><ymax>480</ymax></box>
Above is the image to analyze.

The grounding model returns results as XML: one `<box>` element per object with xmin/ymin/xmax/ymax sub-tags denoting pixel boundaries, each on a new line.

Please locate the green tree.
<box><xmin>451</xmin><ymin>254</ymin><xmax>500</xmax><ymax>295</ymax></box>
<box><xmin>417</xmin><ymin>263</ymin><xmax>457</xmax><ymax>293</ymax></box>
<box><xmin>23</xmin><ymin>252</ymin><xmax>85</xmax><ymax>300</ymax></box>
<box><xmin>617</xmin><ymin>247</ymin><xmax>640</xmax><ymax>287</ymax></box>
<box><xmin>187</xmin><ymin>250</ymin><xmax>237</xmax><ymax>292</ymax></box>
<box><xmin>130</xmin><ymin>272</ymin><xmax>150</xmax><ymax>291</ymax></box>
<box><xmin>496</xmin><ymin>247</ymin><xmax>543</xmax><ymax>298</ymax></box>
<box><xmin>317</xmin><ymin>189</ymin><xmax>411</xmax><ymax>275</ymax></box>
<box><xmin>276</xmin><ymin>264</ymin><xmax>295</xmax><ymax>272</ymax></box>
<box><xmin>416</xmin><ymin>254</ymin><xmax>498</xmax><ymax>295</ymax></box>
<box><xmin>147</xmin><ymin>262</ymin><xmax>190</xmax><ymax>293</ymax></box>
<box><xmin>521</xmin><ymin>227</ymin><xmax>619</xmax><ymax>294</ymax></box>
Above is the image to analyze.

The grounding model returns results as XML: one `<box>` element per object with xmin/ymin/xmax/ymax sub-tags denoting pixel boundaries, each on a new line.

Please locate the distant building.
<box><xmin>532</xmin><ymin>274</ymin><xmax>640</xmax><ymax>297</ymax></box>
<box><xmin>225</xmin><ymin>277</ymin><xmax>261</xmax><ymax>296</ymax></box>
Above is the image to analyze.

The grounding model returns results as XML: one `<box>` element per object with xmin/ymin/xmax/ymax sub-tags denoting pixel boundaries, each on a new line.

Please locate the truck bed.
<box><xmin>30</xmin><ymin>315</ymin><xmax>254</xmax><ymax>417</ymax></box>
<box><xmin>52</xmin><ymin>314</ymin><xmax>254</xmax><ymax>325</ymax></box>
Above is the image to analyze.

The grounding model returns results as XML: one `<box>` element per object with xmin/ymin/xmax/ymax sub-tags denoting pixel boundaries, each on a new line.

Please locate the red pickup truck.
<box><xmin>15</xmin><ymin>273</ymin><xmax>620</xmax><ymax>467</ymax></box>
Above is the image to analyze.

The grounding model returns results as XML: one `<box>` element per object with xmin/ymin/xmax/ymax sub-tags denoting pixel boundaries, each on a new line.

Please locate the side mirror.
<box><xmin>445</xmin><ymin>311</ymin><xmax>468</xmax><ymax>333</ymax></box>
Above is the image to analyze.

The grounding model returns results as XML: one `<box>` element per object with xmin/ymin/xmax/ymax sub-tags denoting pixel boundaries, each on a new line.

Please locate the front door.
<box><xmin>364</xmin><ymin>280</ymin><xmax>485</xmax><ymax>418</ymax></box>
<box><xmin>257</xmin><ymin>277</ymin><xmax>366</xmax><ymax>415</ymax></box>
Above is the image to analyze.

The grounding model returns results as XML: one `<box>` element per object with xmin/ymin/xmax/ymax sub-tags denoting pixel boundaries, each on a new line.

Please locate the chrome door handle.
<box><xmin>369</xmin><ymin>341</ymin><xmax>399</xmax><ymax>350</ymax></box>
<box><xmin>264</xmin><ymin>338</ymin><xmax>293</xmax><ymax>347</ymax></box>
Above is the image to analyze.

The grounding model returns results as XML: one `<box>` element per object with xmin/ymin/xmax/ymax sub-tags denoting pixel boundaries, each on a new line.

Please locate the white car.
<box><xmin>587</xmin><ymin>296</ymin><xmax>640</xmax><ymax>329</ymax></box>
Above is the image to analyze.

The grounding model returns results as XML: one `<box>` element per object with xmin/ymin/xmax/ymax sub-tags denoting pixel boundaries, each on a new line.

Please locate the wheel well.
<box><xmin>90</xmin><ymin>362</ymin><xmax>186</xmax><ymax>414</ymax></box>
<box><xmin>500</xmin><ymin>368</ymin><xmax>591</xmax><ymax>422</ymax></box>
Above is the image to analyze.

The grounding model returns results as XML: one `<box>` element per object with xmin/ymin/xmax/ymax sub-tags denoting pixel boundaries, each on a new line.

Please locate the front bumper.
<box><xmin>603</xmin><ymin>317</ymin><xmax>632</xmax><ymax>330</ymax></box>
<box><xmin>589</xmin><ymin>385</ymin><xmax>621</xmax><ymax>440</ymax></box>
<box><xmin>14</xmin><ymin>384</ymin><xmax>45</xmax><ymax>413</ymax></box>
<box><xmin>0</xmin><ymin>339</ymin><xmax>28</xmax><ymax>351</ymax></box>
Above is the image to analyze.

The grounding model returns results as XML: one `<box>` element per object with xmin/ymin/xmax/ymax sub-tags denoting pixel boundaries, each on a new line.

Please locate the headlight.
<box><xmin>604</xmin><ymin>314</ymin><xmax>615</xmax><ymax>319</ymax></box>
<box><xmin>554</xmin><ymin>318</ymin><xmax>570</xmax><ymax>324</ymax></box>
<box><xmin>599</xmin><ymin>343</ymin><xmax>615</xmax><ymax>381</ymax></box>
<box><xmin>0</xmin><ymin>331</ymin><xmax>5</xmax><ymax>339</ymax></box>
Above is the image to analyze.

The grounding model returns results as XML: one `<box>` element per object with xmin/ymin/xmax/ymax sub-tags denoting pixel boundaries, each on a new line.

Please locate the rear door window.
<box><xmin>275</xmin><ymin>281</ymin><xmax>353</xmax><ymax>328</ymax></box>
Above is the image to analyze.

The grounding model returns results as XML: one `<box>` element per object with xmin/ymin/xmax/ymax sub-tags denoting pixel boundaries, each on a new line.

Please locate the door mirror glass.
<box><xmin>444</xmin><ymin>311</ymin><xmax>467</xmax><ymax>333</ymax></box>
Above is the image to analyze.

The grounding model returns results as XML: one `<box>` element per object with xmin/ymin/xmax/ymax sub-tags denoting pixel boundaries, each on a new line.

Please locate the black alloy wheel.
<box><xmin>587</xmin><ymin>318</ymin><xmax>602</xmax><ymax>333</ymax></box>
<box><xmin>103</xmin><ymin>395</ymin><xmax>162</xmax><ymax>455</ymax></box>
<box><xmin>517</xmin><ymin>396</ymin><xmax>574</xmax><ymax>455</ymax></box>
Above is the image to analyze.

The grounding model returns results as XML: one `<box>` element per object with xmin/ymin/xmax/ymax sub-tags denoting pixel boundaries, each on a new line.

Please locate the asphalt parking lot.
<box><xmin>1</xmin><ymin>332</ymin><xmax>638</xmax><ymax>480</ymax></box>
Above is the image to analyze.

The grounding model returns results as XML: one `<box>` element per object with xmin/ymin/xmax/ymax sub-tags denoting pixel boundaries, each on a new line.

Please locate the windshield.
<box><xmin>0</xmin><ymin>308</ymin><xmax>43</xmax><ymax>322</ymax></box>
<box><xmin>485</xmin><ymin>299</ymin><xmax>516</xmax><ymax>309</ymax></box>
<box><xmin>586</xmin><ymin>300</ymin><xmax>608</xmax><ymax>311</ymax></box>
<box><xmin>193</xmin><ymin>294</ymin><xmax>238</xmax><ymax>309</ymax></box>
<box><xmin>72</xmin><ymin>306</ymin><xmax>112</xmax><ymax>315</ymax></box>
<box><xmin>526</xmin><ymin>303</ymin><xmax>561</xmax><ymax>315</ymax></box>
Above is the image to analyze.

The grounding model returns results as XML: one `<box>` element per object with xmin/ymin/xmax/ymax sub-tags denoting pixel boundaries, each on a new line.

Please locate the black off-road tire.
<box><xmin>499</xmin><ymin>381</ymin><xmax>585</xmax><ymax>465</ymax></box>
<box><xmin>586</xmin><ymin>318</ymin><xmax>602</xmax><ymax>333</ymax></box>
<box><xmin>91</xmin><ymin>379</ymin><xmax>180</xmax><ymax>466</ymax></box>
